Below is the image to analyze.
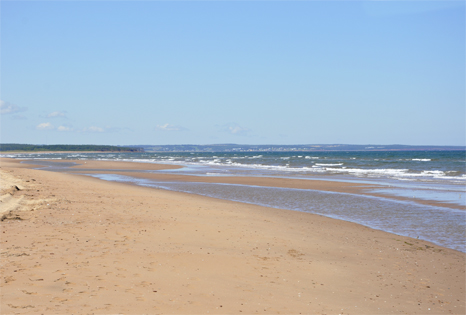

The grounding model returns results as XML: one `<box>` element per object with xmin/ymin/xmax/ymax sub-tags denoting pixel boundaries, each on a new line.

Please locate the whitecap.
<box><xmin>315</xmin><ymin>163</ymin><xmax>344</xmax><ymax>166</ymax></box>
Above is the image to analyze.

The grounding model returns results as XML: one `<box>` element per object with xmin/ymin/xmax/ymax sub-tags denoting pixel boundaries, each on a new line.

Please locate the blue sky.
<box><xmin>1</xmin><ymin>1</ymin><xmax>464</xmax><ymax>146</ymax></box>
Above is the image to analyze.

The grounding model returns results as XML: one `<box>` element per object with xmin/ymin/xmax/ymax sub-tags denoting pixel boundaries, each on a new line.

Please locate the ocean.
<box><xmin>4</xmin><ymin>150</ymin><xmax>465</xmax><ymax>252</ymax></box>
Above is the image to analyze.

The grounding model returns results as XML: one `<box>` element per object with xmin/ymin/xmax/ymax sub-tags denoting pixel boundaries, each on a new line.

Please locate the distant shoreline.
<box><xmin>1</xmin><ymin>143</ymin><xmax>464</xmax><ymax>153</ymax></box>
<box><xmin>0</xmin><ymin>144</ymin><xmax>143</xmax><ymax>153</ymax></box>
<box><xmin>0</xmin><ymin>151</ymin><xmax>135</xmax><ymax>154</ymax></box>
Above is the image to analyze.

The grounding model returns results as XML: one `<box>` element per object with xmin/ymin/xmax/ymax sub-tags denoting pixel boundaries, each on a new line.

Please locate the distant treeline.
<box><xmin>0</xmin><ymin>144</ymin><xmax>144</xmax><ymax>152</ymax></box>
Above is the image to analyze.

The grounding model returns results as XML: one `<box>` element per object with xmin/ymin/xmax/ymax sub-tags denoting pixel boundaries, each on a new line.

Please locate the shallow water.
<box><xmin>87</xmin><ymin>173</ymin><xmax>466</xmax><ymax>253</ymax></box>
<box><xmin>370</xmin><ymin>188</ymin><xmax>466</xmax><ymax>207</ymax></box>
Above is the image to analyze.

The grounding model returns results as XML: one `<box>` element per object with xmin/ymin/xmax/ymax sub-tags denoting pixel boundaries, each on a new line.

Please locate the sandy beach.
<box><xmin>0</xmin><ymin>158</ymin><xmax>464</xmax><ymax>314</ymax></box>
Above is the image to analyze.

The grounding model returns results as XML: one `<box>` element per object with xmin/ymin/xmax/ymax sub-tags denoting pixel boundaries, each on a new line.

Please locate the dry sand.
<box><xmin>0</xmin><ymin>158</ymin><xmax>464</xmax><ymax>314</ymax></box>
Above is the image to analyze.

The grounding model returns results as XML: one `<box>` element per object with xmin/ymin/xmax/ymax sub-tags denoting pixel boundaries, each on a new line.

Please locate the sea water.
<box><xmin>5</xmin><ymin>150</ymin><xmax>465</xmax><ymax>252</ymax></box>
<box><xmin>84</xmin><ymin>173</ymin><xmax>465</xmax><ymax>252</ymax></box>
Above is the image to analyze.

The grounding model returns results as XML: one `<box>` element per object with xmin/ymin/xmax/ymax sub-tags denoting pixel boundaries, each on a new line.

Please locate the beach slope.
<box><xmin>0</xmin><ymin>159</ymin><xmax>464</xmax><ymax>314</ymax></box>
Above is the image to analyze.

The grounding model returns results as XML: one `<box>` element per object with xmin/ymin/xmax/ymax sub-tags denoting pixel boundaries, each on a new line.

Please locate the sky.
<box><xmin>1</xmin><ymin>1</ymin><xmax>464</xmax><ymax>146</ymax></box>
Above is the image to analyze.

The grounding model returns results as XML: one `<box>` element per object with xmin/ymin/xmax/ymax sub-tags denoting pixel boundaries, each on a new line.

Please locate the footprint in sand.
<box><xmin>7</xmin><ymin>304</ymin><xmax>35</xmax><ymax>309</ymax></box>
<box><xmin>51</xmin><ymin>297</ymin><xmax>68</xmax><ymax>303</ymax></box>
<box><xmin>4</xmin><ymin>276</ymin><xmax>16</xmax><ymax>283</ymax></box>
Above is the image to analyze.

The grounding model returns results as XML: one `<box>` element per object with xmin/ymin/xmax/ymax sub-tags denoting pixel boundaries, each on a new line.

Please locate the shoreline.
<box><xmin>25</xmin><ymin>158</ymin><xmax>466</xmax><ymax>210</ymax></box>
<box><xmin>5</xmin><ymin>158</ymin><xmax>466</xmax><ymax>251</ymax></box>
<box><xmin>1</xmin><ymin>158</ymin><xmax>465</xmax><ymax>313</ymax></box>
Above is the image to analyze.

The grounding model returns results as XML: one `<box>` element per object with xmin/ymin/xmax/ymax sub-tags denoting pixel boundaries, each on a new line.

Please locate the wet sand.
<box><xmin>1</xmin><ymin>158</ymin><xmax>465</xmax><ymax>314</ymax></box>
<box><xmin>60</xmin><ymin>159</ymin><xmax>465</xmax><ymax>210</ymax></box>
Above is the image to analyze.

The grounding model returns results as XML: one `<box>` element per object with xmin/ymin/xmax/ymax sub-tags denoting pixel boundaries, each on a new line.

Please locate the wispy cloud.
<box><xmin>0</xmin><ymin>100</ymin><xmax>27</xmax><ymax>115</ymax></box>
<box><xmin>47</xmin><ymin>111</ymin><xmax>67</xmax><ymax>118</ymax></box>
<box><xmin>40</xmin><ymin>125</ymin><xmax>122</xmax><ymax>133</ymax></box>
<box><xmin>156</xmin><ymin>123</ymin><xmax>187</xmax><ymax>131</ymax></box>
<box><xmin>35</xmin><ymin>123</ymin><xmax>108</xmax><ymax>133</ymax></box>
<box><xmin>229</xmin><ymin>125</ymin><xmax>249</xmax><ymax>135</ymax></box>
<box><xmin>57</xmin><ymin>126</ymin><xmax>72</xmax><ymax>132</ymax></box>
<box><xmin>219</xmin><ymin>123</ymin><xmax>252</xmax><ymax>136</ymax></box>
<box><xmin>36</xmin><ymin>122</ymin><xmax>54</xmax><ymax>130</ymax></box>
<box><xmin>82</xmin><ymin>126</ymin><xmax>105</xmax><ymax>133</ymax></box>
